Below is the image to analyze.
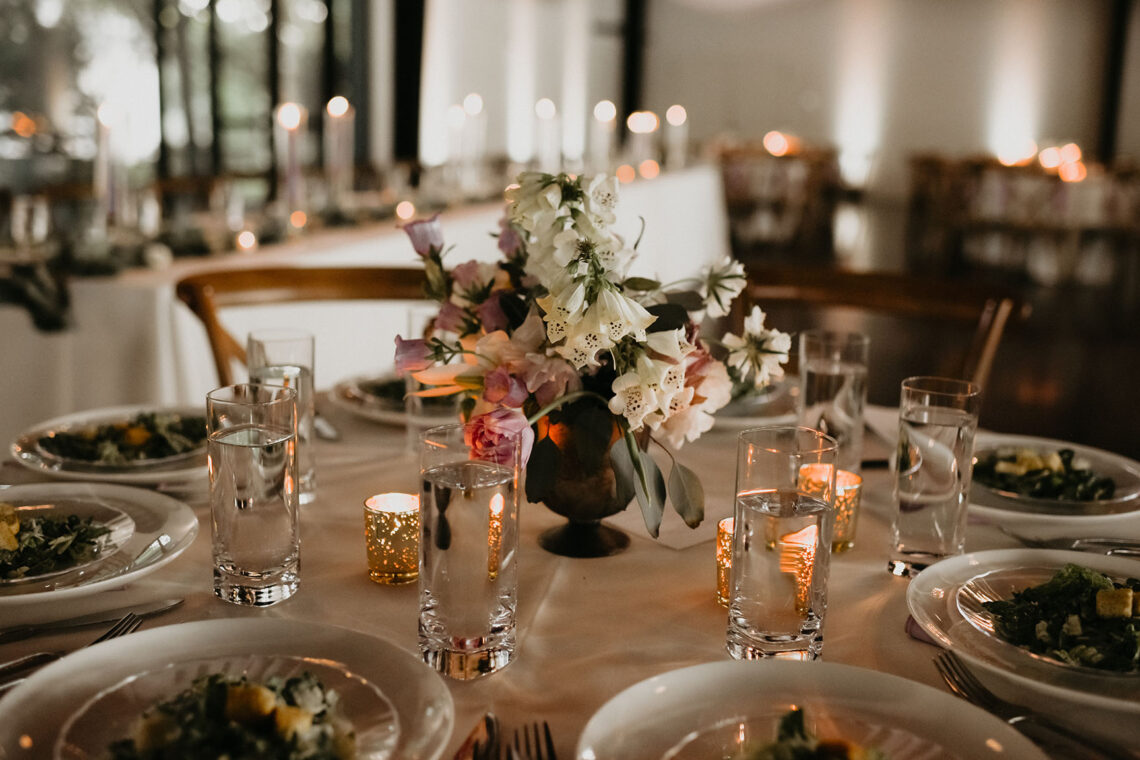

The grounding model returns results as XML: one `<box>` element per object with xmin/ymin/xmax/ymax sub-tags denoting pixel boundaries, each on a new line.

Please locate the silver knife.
<box><xmin>0</xmin><ymin>597</ymin><xmax>183</xmax><ymax>645</ymax></box>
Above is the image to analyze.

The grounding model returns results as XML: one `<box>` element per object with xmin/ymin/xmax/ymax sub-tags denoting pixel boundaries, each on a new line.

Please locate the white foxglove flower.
<box><xmin>609</xmin><ymin>371</ymin><xmax>660</xmax><ymax>430</ymax></box>
<box><xmin>645</xmin><ymin>328</ymin><xmax>691</xmax><ymax>362</ymax></box>
<box><xmin>595</xmin><ymin>288</ymin><xmax>656</xmax><ymax>343</ymax></box>
<box><xmin>585</xmin><ymin>175</ymin><xmax>619</xmax><ymax>224</ymax></box>
<box><xmin>556</xmin><ymin>309</ymin><xmax>612</xmax><ymax>369</ymax></box>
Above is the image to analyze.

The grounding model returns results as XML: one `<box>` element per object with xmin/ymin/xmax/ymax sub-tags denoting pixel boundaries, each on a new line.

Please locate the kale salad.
<box><xmin>109</xmin><ymin>671</ymin><xmax>356</xmax><ymax>760</ymax></box>
<box><xmin>981</xmin><ymin>563</ymin><xmax>1140</xmax><ymax>672</ymax></box>
<box><xmin>973</xmin><ymin>447</ymin><xmax>1116</xmax><ymax>501</ymax></box>
<box><xmin>0</xmin><ymin>503</ymin><xmax>111</xmax><ymax>581</ymax></box>
<box><xmin>37</xmin><ymin>412</ymin><xmax>207</xmax><ymax>466</ymax></box>
<box><xmin>744</xmin><ymin>709</ymin><xmax>888</xmax><ymax>760</ymax></box>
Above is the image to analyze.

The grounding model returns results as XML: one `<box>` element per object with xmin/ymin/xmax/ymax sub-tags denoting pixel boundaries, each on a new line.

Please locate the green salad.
<box><xmin>982</xmin><ymin>563</ymin><xmax>1140</xmax><ymax>672</ymax></box>
<box><xmin>109</xmin><ymin>672</ymin><xmax>355</xmax><ymax>760</ymax></box>
<box><xmin>744</xmin><ymin>709</ymin><xmax>887</xmax><ymax>760</ymax></box>
<box><xmin>38</xmin><ymin>412</ymin><xmax>207</xmax><ymax>466</ymax></box>
<box><xmin>973</xmin><ymin>447</ymin><xmax>1115</xmax><ymax>501</ymax></box>
<box><xmin>0</xmin><ymin>503</ymin><xmax>110</xmax><ymax>581</ymax></box>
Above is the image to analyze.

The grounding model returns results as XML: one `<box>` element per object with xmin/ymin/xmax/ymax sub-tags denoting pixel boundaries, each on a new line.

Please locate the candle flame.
<box><xmin>326</xmin><ymin>96</ymin><xmax>350</xmax><ymax>118</ymax></box>
<box><xmin>626</xmin><ymin>110</ymin><xmax>659</xmax><ymax>134</ymax></box>
<box><xmin>594</xmin><ymin>100</ymin><xmax>617</xmax><ymax>122</ymax></box>
<box><xmin>779</xmin><ymin>525</ymin><xmax>818</xmax><ymax>614</ymax></box>
<box><xmin>395</xmin><ymin>201</ymin><xmax>416</xmax><ymax>220</ymax></box>
<box><xmin>463</xmin><ymin>92</ymin><xmax>484</xmax><ymax>116</ymax></box>
<box><xmin>535</xmin><ymin>98</ymin><xmax>557</xmax><ymax>120</ymax></box>
<box><xmin>488</xmin><ymin>493</ymin><xmax>505</xmax><ymax>579</ymax></box>
<box><xmin>615</xmin><ymin>164</ymin><xmax>636</xmax><ymax>183</ymax></box>
<box><xmin>289</xmin><ymin>210</ymin><xmax>307</xmax><ymax>229</ymax></box>
<box><xmin>638</xmin><ymin>159</ymin><xmax>660</xmax><ymax>179</ymax></box>
<box><xmin>236</xmin><ymin>230</ymin><xmax>258</xmax><ymax>251</ymax></box>
<box><xmin>665</xmin><ymin>104</ymin><xmax>687</xmax><ymax>126</ymax></box>
<box><xmin>277</xmin><ymin>103</ymin><xmax>303</xmax><ymax>131</ymax></box>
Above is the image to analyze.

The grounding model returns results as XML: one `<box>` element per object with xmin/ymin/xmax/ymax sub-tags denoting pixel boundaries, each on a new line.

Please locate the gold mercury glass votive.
<box><xmin>797</xmin><ymin>465</ymin><xmax>863</xmax><ymax>553</ymax></box>
<box><xmin>364</xmin><ymin>493</ymin><xmax>420</xmax><ymax>584</ymax></box>
<box><xmin>716</xmin><ymin>517</ymin><xmax>734</xmax><ymax>607</ymax></box>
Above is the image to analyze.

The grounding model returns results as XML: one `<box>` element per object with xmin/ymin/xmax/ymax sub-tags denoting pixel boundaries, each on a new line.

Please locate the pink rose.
<box><xmin>401</xmin><ymin>214</ymin><xmax>444</xmax><ymax>257</ymax></box>
<box><xmin>466</xmin><ymin>407</ymin><xmax>534</xmax><ymax>467</ymax></box>
<box><xmin>394</xmin><ymin>336</ymin><xmax>432</xmax><ymax>374</ymax></box>
<box><xmin>483</xmin><ymin>366</ymin><xmax>529</xmax><ymax>408</ymax></box>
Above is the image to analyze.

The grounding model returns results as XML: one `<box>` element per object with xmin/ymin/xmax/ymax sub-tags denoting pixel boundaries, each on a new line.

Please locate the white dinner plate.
<box><xmin>907</xmin><ymin>549</ymin><xmax>1140</xmax><ymax>713</ymax></box>
<box><xmin>328</xmin><ymin>373</ymin><xmax>461</xmax><ymax>427</ymax></box>
<box><xmin>970</xmin><ymin>432</ymin><xmax>1140</xmax><ymax>523</ymax></box>
<box><xmin>0</xmin><ymin>501</ymin><xmax>134</xmax><ymax>593</ymax></box>
<box><xmin>0</xmin><ymin>483</ymin><xmax>197</xmax><ymax>623</ymax></box>
<box><xmin>10</xmin><ymin>405</ymin><xmax>208</xmax><ymax>485</ymax></box>
<box><xmin>576</xmin><ymin>660</ymin><xmax>1046</xmax><ymax>760</ymax></box>
<box><xmin>0</xmin><ymin>619</ymin><xmax>454</xmax><ymax>760</ymax></box>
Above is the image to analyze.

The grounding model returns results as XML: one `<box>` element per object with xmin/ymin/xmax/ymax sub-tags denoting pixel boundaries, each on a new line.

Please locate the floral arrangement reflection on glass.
<box><xmin>395</xmin><ymin>172</ymin><xmax>790</xmax><ymax>557</ymax></box>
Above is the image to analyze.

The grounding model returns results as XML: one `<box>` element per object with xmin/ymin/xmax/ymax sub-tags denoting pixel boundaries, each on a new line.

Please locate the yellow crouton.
<box><xmin>133</xmin><ymin>712</ymin><xmax>179</xmax><ymax>751</ymax></box>
<box><xmin>0</xmin><ymin>522</ymin><xmax>17</xmax><ymax>552</ymax></box>
<box><xmin>1096</xmin><ymin>588</ymin><xmax>1134</xmax><ymax>618</ymax></box>
<box><xmin>224</xmin><ymin>683</ymin><xmax>278</xmax><ymax>724</ymax></box>
<box><xmin>274</xmin><ymin>704</ymin><xmax>314</xmax><ymax>740</ymax></box>
<box><xmin>0</xmin><ymin>503</ymin><xmax>17</xmax><ymax>534</ymax></box>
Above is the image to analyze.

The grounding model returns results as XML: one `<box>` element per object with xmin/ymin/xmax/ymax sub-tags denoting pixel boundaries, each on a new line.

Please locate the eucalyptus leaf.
<box><xmin>631</xmin><ymin>446</ymin><xmax>666</xmax><ymax>538</ymax></box>
<box><xmin>610</xmin><ymin>435</ymin><xmax>659</xmax><ymax>536</ymax></box>
<box><xmin>525</xmin><ymin>436</ymin><xmax>562</xmax><ymax>504</ymax></box>
<box><xmin>668</xmin><ymin>463</ymin><xmax>705</xmax><ymax>528</ymax></box>
<box><xmin>623</xmin><ymin>276</ymin><xmax>661</xmax><ymax>292</ymax></box>
<box><xmin>645</xmin><ymin>303</ymin><xmax>689</xmax><ymax>332</ymax></box>
<box><xmin>665</xmin><ymin>290</ymin><xmax>707</xmax><ymax>313</ymax></box>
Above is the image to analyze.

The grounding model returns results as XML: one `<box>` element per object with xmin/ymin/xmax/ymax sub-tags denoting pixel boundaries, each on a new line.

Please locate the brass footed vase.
<box><xmin>526</xmin><ymin>400</ymin><xmax>636</xmax><ymax>558</ymax></box>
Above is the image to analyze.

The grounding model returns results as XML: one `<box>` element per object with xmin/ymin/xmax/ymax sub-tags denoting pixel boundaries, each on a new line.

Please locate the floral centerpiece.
<box><xmin>396</xmin><ymin>172</ymin><xmax>790</xmax><ymax>555</ymax></box>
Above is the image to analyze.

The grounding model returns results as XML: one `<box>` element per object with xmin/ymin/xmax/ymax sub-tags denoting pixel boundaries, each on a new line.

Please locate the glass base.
<box><xmin>886</xmin><ymin>555</ymin><xmax>938</xmax><ymax>578</ymax></box>
<box><xmin>725</xmin><ymin>629</ymin><xmax>822</xmax><ymax>661</ymax></box>
<box><xmin>369</xmin><ymin>569</ymin><xmax>418</xmax><ymax>585</ymax></box>
<box><xmin>422</xmin><ymin>644</ymin><xmax>514</xmax><ymax>680</ymax></box>
<box><xmin>214</xmin><ymin>567</ymin><xmax>299</xmax><ymax>607</ymax></box>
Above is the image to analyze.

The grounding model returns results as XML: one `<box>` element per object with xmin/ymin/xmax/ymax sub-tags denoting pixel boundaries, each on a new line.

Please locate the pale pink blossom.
<box><xmin>483</xmin><ymin>366</ymin><xmax>529</xmax><ymax>408</ymax></box>
<box><xmin>394</xmin><ymin>336</ymin><xmax>432</xmax><ymax>374</ymax></box>
<box><xmin>466</xmin><ymin>407</ymin><xmax>534</xmax><ymax>466</ymax></box>
<box><xmin>401</xmin><ymin>214</ymin><xmax>443</xmax><ymax>256</ymax></box>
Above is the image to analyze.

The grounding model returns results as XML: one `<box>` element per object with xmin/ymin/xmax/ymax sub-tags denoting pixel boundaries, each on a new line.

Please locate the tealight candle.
<box><xmin>798</xmin><ymin>464</ymin><xmax>861</xmax><ymax>552</ymax></box>
<box><xmin>364</xmin><ymin>493</ymin><xmax>420</xmax><ymax>584</ymax></box>
<box><xmin>716</xmin><ymin>517</ymin><xmax>734</xmax><ymax>607</ymax></box>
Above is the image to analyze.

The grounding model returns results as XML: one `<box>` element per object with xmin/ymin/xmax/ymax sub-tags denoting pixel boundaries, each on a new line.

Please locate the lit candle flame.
<box><xmin>488</xmin><ymin>493</ymin><xmax>504</xmax><ymax>579</ymax></box>
<box><xmin>277</xmin><ymin>102</ymin><xmax>303</xmax><ymax>131</ymax></box>
<box><xmin>778</xmin><ymin>525</ymin><xmax>818</xmax><ymax>614</ymax></box>
<box><xmin>594</xmin><ymin>100</ymin><xmax>617</xmax><ymax>122</ymax></box>
<box><xmin>326</xmin><ymin>96</ymin><xmax>350</xmax><ymax>118</ymax></box>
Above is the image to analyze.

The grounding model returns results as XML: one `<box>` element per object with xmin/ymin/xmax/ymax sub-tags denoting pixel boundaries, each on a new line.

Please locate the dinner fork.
<box><xmin>934</xmin><ymin>651</ymin><xmax>1137</xmax><ymax>760</ymax></box>
<box><xmin>503</xmin><ymin>722</ymin><xmax>557</xmax><ymax>760</ymax></box>
<box><xmin>0</xmin><ymin>612</ymin><xmax>143</xmax><ymax>694</ymax></box>
<box><xmin>997</xmin><ymin>525</ymin><xmax>1140</xmax><ymax>557</ymax></box>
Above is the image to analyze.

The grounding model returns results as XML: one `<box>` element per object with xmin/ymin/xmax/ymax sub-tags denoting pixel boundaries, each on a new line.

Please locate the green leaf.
<box><xmin>525</xmin><ymin>436</ymin><xmax>561</xmax><ymax>504</ymax></box>
<box><xmin>665</xmin><ymin>290</ymin><xmax>706</xmax><ymax>313</ymax></box>
<box><xmin>668</xmin><ymin>463</ymin><xmax>705</xmax><ymax>528</ymax></box>
<box><xmin>645</xmin><ymin>303</ymin><xmax>689</xmax><ymax>332</ymax></box>
<box><xmin>622</xmin><ymin>276</ymin><xmax>661</xmax><ymax>292</ymax></box>
<box><xmin>632</xmin><ymin>448</ymin><xmax>667</xmax><ymax>537</ymax></box>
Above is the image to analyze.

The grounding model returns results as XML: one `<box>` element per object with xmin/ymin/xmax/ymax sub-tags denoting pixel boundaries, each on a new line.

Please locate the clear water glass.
<box><xmin>797</xmin><ymin>330</ymin><xmax>869</xmax><ymax>474</ymax></box>
<box><xmin>726</xmin><ymin>426</ymin><xmax>837</xmax><ymax>661</ymax></box>
<box><xmin>208</xmin><ymin>384</ymin><xmax>299</xmax><ymax>606</ymax></box>
<box><xmin>887</xmin><ymin>376</ymin><xmax>982</xmax><ymax>577</ymax></box>
<box><xmin>248</xmin><ymin>329</ymin><xmax>316</xmax><ymax>505</ymax></box>
<box><xmin>419</xmin><ymin>423</ymin><xmax>522</xmax><ymax>679</ymax></box>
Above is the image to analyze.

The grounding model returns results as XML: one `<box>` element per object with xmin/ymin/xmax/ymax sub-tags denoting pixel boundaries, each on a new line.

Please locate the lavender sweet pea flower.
<box><xmin>394</xmin><ymin>336</ymin><xmax>432</xmax><ymax>374</ymax></box>
<box><xmin>476</xmin><ymin>293</ymin><xmax>508</xmax><ymax>333</ymax></box>
<box><xmin>401</xmin><ymin>214</ymin><xmax>443</xmax><ymax>257</ymax></box>
<box><xmin>435</xmin><ymin>301</ymin><xmax>466</xmax><ymax>333</ymax></box>
<box><xmin>451</xmin><ymin>260</ymin><xmax>484</xmax><ymax>289</ymax></box>
<box><xmin>498</xmin><ymin>220</ymin><xmax>523</xmax><ymax>258</ymax></box>
<box><xmin>466</xmin><ymin>407</ymin><xmax>534</xmax><ymax>467</ymax></box>
<box><xmin>483</xmin><ymin>366</ymin><xmax>529</xmax><ymax>408</ymax></box>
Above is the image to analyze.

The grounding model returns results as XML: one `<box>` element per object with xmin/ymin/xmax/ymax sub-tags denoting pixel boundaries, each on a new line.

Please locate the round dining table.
<box><xmin>1</xmin><ymin>399</ymin><xmax>1136</xmax><ymax>759</ymax></box>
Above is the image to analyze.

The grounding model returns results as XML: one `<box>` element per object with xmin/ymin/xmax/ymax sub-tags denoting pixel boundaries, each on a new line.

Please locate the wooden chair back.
<box><xmin>175</xmin><ymin>266</ymin><xmax>427</xmax><ymax>385</ymax></box>
<box><xmin>731</xmin><ymin>265</ymin><xmax>1030</xmax><ymax>391</ymax></box>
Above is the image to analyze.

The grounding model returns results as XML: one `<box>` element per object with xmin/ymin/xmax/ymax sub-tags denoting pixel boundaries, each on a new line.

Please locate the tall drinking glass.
<box><xmin>419</xmin><ymin>423</ymin><xmax>522</xmax><ymax>679</ymax></box>
<box><xmin>208</xmin><ymin>384</ymin><xmax>300</xmax><ymax>606</ymax></box>
<box><xmin>797</xmin><ymin>330</ymin><xmax>869</xmax><ymax>474</ymax></box>
<box><xmin>248</xmin><ymin>329</ymin><xmax>316</xmax><ymax>505</ymax></box>
<box><xmin>888</xmin><ymin>376</ymin><xmax>982</xmax><ymax>577</ymax></box>
<box><xmin>726</xmin><ymin>426</ymin><xmax>837</xmax><ymax>661</ymax></box>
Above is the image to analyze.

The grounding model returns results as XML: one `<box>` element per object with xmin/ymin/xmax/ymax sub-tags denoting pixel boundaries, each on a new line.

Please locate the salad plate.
<box><xmin>57</xmin><ymin>654</ymin><xmax>400</xmax><ymax>760</ymax></box>
<box><xmin>0</xmin><ymin>501</ymin><xmax>134</xmax><ymax>593</ymax></box>
<box><xmin>328</xmin><ymin>373</ymin><xmax>460</xmax><ymax>427</ymax></box>
<box><xmin>712</xmin><ymin>377</ymin><xmax>798</xmax><ymax>431</ymax></box>
<box><xmin>576</xmin><ymin>660</ymin><xmax>1045</xmax><ymax>760</ymax></box>
<box><xmin>970</xmin><ymin>433</ymin><xmax>1140</xmax><ymax>522</ymax></box>
<box><xmin>907</xmin><ymin>549</ymin><xmax>1140</xmax><ymax>712</ymax></box>
<box><xmin>11</xmin><ymin>405</ymin><xmax>208</xmax><ymax>485</ymax></box>
<box><xmin>0</xmin><ymin>483</ymin><xmax>197</xmax><ymax>625</ymax></box>
<box><xmin>0</xmin><ymin>619</ymin><xmax>453</xmax><ymax>760</ymax></box>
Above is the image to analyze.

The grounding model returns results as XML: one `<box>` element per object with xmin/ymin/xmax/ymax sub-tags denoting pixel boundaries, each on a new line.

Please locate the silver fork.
<box><xmin>997</xmin><ymin>525</ymin><xmax>1140</xmax><ymax>557</ymax></box>
<box><xmin>934</xmin><ymin>651</ymin><xmax>1137</xmax><ymax>759</ymax></box>
<box><xmin>501</xmin><ymin>722</ymin><xmax>557</xmax><ymax>760</ymax></box>
<box><xmin>0</xmin><ymin>612</ymin><xmax>143</xmax><ymax>693</ymax></box>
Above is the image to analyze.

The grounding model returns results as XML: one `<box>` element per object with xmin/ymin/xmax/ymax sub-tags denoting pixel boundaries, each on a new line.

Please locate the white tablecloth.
<box><xmin>1</xmin><ymin>402</ymin><xmax>1136</xmax><ymax>758</ymax></box>
<box><xmin>1</xmin><ymin>165</ymin><xmax>730</xmax><ymax>451</ymax></box>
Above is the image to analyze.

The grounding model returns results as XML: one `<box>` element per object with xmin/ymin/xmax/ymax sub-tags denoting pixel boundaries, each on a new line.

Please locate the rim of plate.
<box><xmin>576</xmin><ymin>659</ymin><xmax>1046</xmax><ymax>760</ymax></box>
<box><xmin>0</xmin><ymin>618</ymin><xmax>454</xmax><ymax>760</ymax></box>
<box><xmin>906</xmin><ymin>548</ymin><xmax>1140</xmax><ymax>713</ymax></box>
<box><xmin>0</xmin><ymin>482</ymin><xmax>197</xmax><ymax>609</ymax></box>
<box><xmin>11</xmin><ymin>405</ymin><xmax>208</xmax><ymax>485</ymax></box>
<box><xmin>328</xmin><ymin>373</ymin><xmax>460</xmax><ymax>427</ymax></box>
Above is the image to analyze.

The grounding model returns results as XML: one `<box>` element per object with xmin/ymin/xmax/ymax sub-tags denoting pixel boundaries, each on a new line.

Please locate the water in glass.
<box><xmin>799</xmin><ymin>357</ymin><xmax>867</xmax><ymax>473</ymax></box>
<box><xmin>249</xmin><ymin>364</ymin><xmax>315</xmax><ymax>504</ymax></box>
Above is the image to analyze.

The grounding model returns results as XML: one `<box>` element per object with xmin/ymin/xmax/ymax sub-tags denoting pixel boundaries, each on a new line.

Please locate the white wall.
<box><xmin>643</xmin><ymin>0</ymin><xmax>1112</xmax><ymax>199</ymax></box>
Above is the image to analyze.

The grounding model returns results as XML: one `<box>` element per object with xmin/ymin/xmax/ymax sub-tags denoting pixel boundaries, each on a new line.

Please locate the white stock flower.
<box><xmin>608</xmin><ymin>371</ymin><xmax>659</xmax><ymax>430</ymax></box>
<box><xmin>723</xmin><ymin>306</ymin><xmax>791</xmax><ymax>387</ymax></box>
<box><xmin>700</xmin><ymin>255</ymin><xmax>747</xmax><ymax>319</ymax></box>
